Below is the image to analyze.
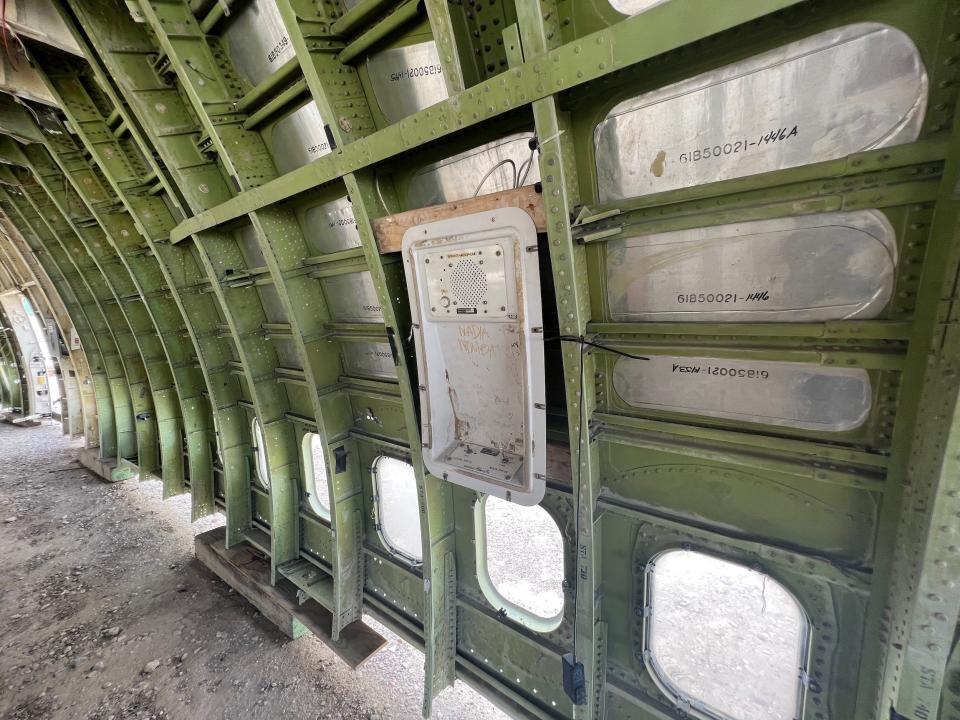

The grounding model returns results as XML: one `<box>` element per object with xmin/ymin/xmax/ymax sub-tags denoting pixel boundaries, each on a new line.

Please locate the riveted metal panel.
<box><xmin>605</xmin><ymin>211</ymin><xmax>897</xmax><ymax>322</ymax></box>
<box><xmin>322</xmin><ymin>272</ymin><xmax>384</xmax><ymax>323</ymax></box>
<box><xmin>366</xmin><ymin>42</ymin><xmax>449</xmax><ymax>125</ymax></box>
<box><xmin>223</xmin><ymin>0</ymin><xmax>295</xmax><ymax>87</ymax></box>
<box><xmin>340</xmin><ymin>341</ymin><xmax>397</xmax><ymax>381</ymax></box>
<box><xmin>268</xmin><ymin>102</ymin><xmax>332</xmax><ymax>176</ymax></box>
<box><xmin>595</xmin><ymin>23</ymin><xmax>928</xmax><ymax>201</ymax></box>
<box><xmin>613</xmin><ymin>355</ymin><xmax>872</xmax><ymax>431</ymax></box>
<box><xmin>28</xmin><ymin>2</ymin><xmax>960</xmax><ymax>719</ymax></box>
<box><xmin>406</xmin><ymin>133</ymin><xmax>540</xmax><ymax>209</ymax></box>
<box><xmin>5</xmin><ymin>0</ymin><xmax>82</xmax><ymax>55</ymax></box>
<box><xmin>235</xmin><ymin>224</ymin><xmax>267</xmax><ymax>268</ymax></box>
<box><xmin>303</xmin><ymin>197</ymin><xmax>362</xmax><ymax>256</ymax></box>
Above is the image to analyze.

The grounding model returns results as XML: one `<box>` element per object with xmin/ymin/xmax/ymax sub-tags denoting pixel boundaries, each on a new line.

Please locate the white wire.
<box><xmin>516</xmin><ymin>145</ymin><xmax>537</xmax><ymax>188</ymax></box>
<box><xmin>472</xmin><ymin>158</ymin><xmax>516</xmax><ymax>197</ymax></box>
<box><xmin>374</xmin><ymin>170</ymin><xmax>396</xmax><ymax>215</ymax></box>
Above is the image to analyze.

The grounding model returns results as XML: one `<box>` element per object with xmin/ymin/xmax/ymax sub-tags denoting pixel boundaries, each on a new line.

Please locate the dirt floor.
<box><xmin>0</xmin><ymin>421</ymin><xmax>509</xmax><ymax>720</ymax></box>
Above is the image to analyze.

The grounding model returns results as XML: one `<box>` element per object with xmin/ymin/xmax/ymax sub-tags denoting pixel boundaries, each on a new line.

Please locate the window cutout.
<box><xmin>372</xmin><ymin>456</ymin><xmax>421</xmax><ymax>562</ymax></box>
<box><xmin>212</xmin><ymin>416</ymin><xmax>223</xmax><ymax>466</ymax></box>
<box><xmin>477</xmin><ymin>496</ymin><xmax>564</xmax><ymax>630</ymax></box>
<box><xmin>252</xmin><ymin>418</ymin><xmax>270</xmax><ymax>489</ymax></box>
<box><xmin>303</xmin><ymin>433</ymin><xmax>331</xmax><ymax>519</ymax></box>
<box><xmin>645</xmin><ymin>550</ymin><xmax>808</xmax><ymax>720</ymax></box>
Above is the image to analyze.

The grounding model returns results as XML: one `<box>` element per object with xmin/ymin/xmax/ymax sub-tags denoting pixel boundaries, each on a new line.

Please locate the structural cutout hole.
<box><xmin>476</xmin><ymin>496</ymin><xmax>564</xmax><ymax>631</ymax></box>
<box><xmin>212</xmin><ymin>415</ymin><xmax>223</xmax><ymax>466</ymax></box>
<box><xmin>645</xmin><ymin>549</ymin><xmax>809</xmax><ymax>720</ymax></box>
<box><xmin>252</xmin><ymin>418</ymin><xmax>270</xmax><ymax>489</ymax></box>
<box><xmin>372</xmin><ymin>456</ymin><xmax>421</xmax><ymax>563</ymax></box>
<box><xmin>302</xmin><ymin>433</ymin><xmax>330</xmax><ymax>519</ymax></box>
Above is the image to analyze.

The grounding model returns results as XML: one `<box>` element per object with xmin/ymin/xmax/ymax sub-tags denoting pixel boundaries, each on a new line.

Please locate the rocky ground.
<box><xmin>0</xmin><ymin>421</ymin><xmax>509</xmax><ymax>720</ymax></box>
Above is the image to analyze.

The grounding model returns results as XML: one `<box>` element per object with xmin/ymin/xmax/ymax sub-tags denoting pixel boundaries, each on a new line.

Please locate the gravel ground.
<box><xmin>483</xmin><ymin>498</ymin><xmax>564</xmax><ymax>619</ymax></box>
<box><xmin>0</xmin><ymin>421</ymin><xmax>509</xmax><ymax>720</ymax></box>
<box><xmin>650</xmin><ymin>550</ymin><xmax>805</xmax><ymax>720</ymax></box>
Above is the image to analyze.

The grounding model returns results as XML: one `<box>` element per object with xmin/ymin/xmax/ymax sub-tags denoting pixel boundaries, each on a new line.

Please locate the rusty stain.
<box><xmin>650</xmin><ymin>150</ymin><xmax>667</xmax><ymax>177</ymax></box>
<box><xmin>446</xmin><ymin>369</ymin><xmax>470</xmax><ymax>440</ymax></box>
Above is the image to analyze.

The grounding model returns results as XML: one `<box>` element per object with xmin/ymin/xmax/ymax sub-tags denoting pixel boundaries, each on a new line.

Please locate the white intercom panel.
<box><xmin>402</xmin><ymin>208</ymin><xmax>545</xmax><ymax>505</ymax></box>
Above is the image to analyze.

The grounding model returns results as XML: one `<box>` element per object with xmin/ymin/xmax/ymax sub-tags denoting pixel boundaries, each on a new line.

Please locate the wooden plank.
<box><xmin>195</xmin><ymin>526</ymin><xmax>304</xmax><ymax>639</ymax></box>
<box><xmin>194</xmin><ymin>527</ymin><xmax>387</xmax><ymax>667</ymax></box>
<box><xmin>290</xmin><ymin>598</ymin><xmax>387</xmax><ymax>669</ymax></box>
<box><xmin>242</xmin><ymin>526</ymin><xmax>271</xmax><ymax>555</ymax></box>
<box><xmin>373</xmin><ymin>184</ymin><xmax>545</xmax><ymax>254</ymax></box>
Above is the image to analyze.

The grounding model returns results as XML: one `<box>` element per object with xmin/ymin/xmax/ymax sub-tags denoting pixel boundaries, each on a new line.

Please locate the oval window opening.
<box><xmin>252</xmin><ymin>418</ymin><xmax>270</xmax><ymax>489</ymax></box>
<box><xmin>646</xmin><ymin>550</ymin><xmax>808</xmax><ymax>720</ymax></box>
<box><xmin>372</xmin><ymin>456</ymin><xmax>422</xmax><ymax>563</ymax></box>
<box><xmin>302</xmin><ymin>433</ymin><xmax>331</xmax><ymax>519</ymax></box>
<box><xmin>477</xmin><ymin>496</ymin><xmax>564</xmax><ymax>629</ymax></box>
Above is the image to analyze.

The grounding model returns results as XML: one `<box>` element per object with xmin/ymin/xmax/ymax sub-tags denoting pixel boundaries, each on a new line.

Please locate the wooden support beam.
<box><xmin>195</xmin><ymin>527</ymin><xmax>387</xmax><ymax>668</ymax></box>
<box><xmin>373</xmin><ymin>185</ymin><xmax>545</xmax><ymax>254</ymax></box>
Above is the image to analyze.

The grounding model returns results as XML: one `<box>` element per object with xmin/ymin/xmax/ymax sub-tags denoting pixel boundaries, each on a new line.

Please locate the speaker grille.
<box><xmin>450</xmin><ymin>258</ymin><xmax>488</xmax><ymax>306</ymax></box>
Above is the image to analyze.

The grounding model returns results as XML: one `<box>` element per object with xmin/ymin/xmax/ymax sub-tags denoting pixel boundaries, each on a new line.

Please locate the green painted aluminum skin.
<box><xmin>0</xmin><ymin>304</ymin><xmax>27</xmax><ymax>415</ymax></box>
<box><xmin>0</xmin><ymin>214</ymin><xmax>100</xmax><ymax>443</ymax></box>
<box><xmin>0</xmin><ymin>0</ymin><xmax>951</xmax><ymax>719</ymax></box>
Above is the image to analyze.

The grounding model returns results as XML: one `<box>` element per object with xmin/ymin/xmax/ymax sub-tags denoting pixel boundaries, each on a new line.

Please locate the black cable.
<box><xmin>185</xmin><ymin>59</ymin><xmax>216</xmax><ymax>83</ymax></box>
<box><xmin>545</xmin><ymin>336</ymin><xmax>648</xmax><ymax>666</ymax></box>
<box><xmin>546</xmin><ymin>334</ymin><xmax>652</xmax><ymax>362</ymax></box>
